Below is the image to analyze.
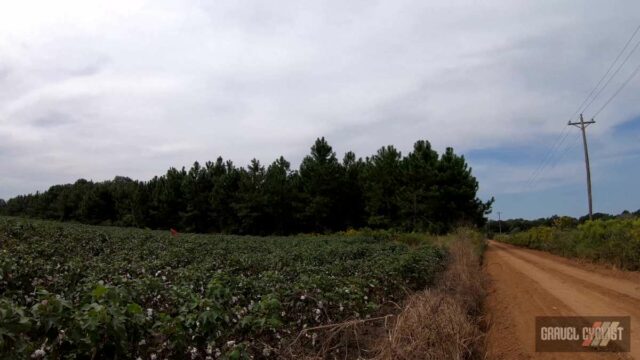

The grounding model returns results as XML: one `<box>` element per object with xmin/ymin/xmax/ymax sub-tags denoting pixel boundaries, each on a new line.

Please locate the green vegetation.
<box><xmin>0</xmin><ymin>217</ymin><xmax>448</xmax><ymax>359</ymax></box>
<box><xmin>486</xmin><ymin>210</ymin><xmax>640</xmax><ymax>235</ymax></box>
<box><xmin>0</xmin><ymin>138</ymin><xmax>492</xmax><ymax>235</ymax></box>
<box><xmin>497</xmin><ymin>218</ymin><xmax>640</xmax><ymax>271</ymax></box>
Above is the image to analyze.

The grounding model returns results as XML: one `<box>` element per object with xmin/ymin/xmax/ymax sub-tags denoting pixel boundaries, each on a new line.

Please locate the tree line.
<box><xmin>487</xmin><ymin>209</ymin><xmax>640</xmax><ymax>234</ymax></box>
<box><xmin>0</xmin><ymin>138</ymin><xmax>493</xmax><ymax>235</ymax></box>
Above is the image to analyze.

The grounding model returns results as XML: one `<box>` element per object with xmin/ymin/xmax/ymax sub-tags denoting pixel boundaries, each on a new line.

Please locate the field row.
<box><xmin>0</xmin><ymin>217</ymin><xmax>447</xmax><ymax>359</ymax></box>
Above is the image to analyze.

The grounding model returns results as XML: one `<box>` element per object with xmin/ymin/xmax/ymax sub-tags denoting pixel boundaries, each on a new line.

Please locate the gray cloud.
<box><xmin>1</xmin><ymin>0</ymin><xmax>640</xmax><ymax>211</ymax></box>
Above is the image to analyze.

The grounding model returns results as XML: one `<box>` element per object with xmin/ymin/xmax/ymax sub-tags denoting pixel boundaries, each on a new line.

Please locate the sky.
<box><xmin>1</xmin><ymin>0</ymin><xmax>640</xmax><ymax>220</ymax></box>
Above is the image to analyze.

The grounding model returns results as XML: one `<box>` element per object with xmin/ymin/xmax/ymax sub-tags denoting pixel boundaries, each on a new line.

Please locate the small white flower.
<box><xmin>364</xmin><ymin>295</ymin><xmax>368</xmax><ymax>300</ymax></box>
<box><xmin>146</xmin><ymin>308</ymin><xmax>153</xmax><ymax>317</ymax></box>
<box><xmin>150</xmin><ymin>354</ymin><xmax>157</xmax><ymax>360</ymax></box>
<box><xmin>31</xmin><ymin>349</ymin><xmax>46</xmax><ymax>359</ymax></box>
<box><xmin>189</xmin><ymin>346</ymin><xmax>198</xmax><ymax>360</ymax></box>
<box><xmin>314</xmin><ymin>308</ymin><xmax>321</xmax><ymax>315</ymax></box>
<box><xmin>226</xmin><ymin>340</ymin><xmax>235</xmax><ymax>347</ymax></box>
<box><xmin>300</xmin><ymin>295</ymin><xmax>306</xmax><ymax>300</ymax></box>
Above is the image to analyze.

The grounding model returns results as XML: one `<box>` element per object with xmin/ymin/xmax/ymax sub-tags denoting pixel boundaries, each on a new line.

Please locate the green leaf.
<box><xmin>126</xmin><ymin>303</ymin><xmax>143</xmax><ymax>315</ymax></box>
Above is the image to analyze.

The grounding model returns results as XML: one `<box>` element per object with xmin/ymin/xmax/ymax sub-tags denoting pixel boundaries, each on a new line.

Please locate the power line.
<box><xmin>581</xmin><ymin>32</ymin><xmax>640</xmax><ymax>114</ymax></box>
<box><xmin>549</xmin><ymin>132</ymin><xmax>581</xmax><ymax>169</ymax></box>
<box><xmin>577</xmin><ymin>24</ymin><xmax>640</xmax><ymax>115</ymax></box>
<box><xmin>524</xmin><ymin>24</ymin><xmax>640</xmax><ymax>191</ymax></box>
<box><xmin>524</xmin><ymin>127</ymin><xmax>570</xmax><ymax>189</ymax></box>
<box><xmin>592</xmin><ymin>60</ymin><xmax>640</xmax><ymax>118</ymax></box>
<box><xmin>524</xmin><ymin>126</ymin><xmax>568</xmax><ymax>186</ymax></box>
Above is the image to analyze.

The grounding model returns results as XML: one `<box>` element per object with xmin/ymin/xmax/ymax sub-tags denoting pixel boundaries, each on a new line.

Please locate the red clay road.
<box><xmin>484</xmin><ymin>240</ymin><xmax>640</xmax><ymax>360</ymax></box>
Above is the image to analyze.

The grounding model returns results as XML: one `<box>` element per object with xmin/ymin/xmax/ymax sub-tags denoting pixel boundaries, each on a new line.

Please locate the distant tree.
<box><xmin>79</xmin><ymin>184</ymin><xmax>116</xmax><ymax>225</ymax></box>
<box><xmin>362</xmin><ymin>145</ymin><xmax>403</xmax><ymax>229</ymax></box>
<box><xmin>432</xmin><ymin>148</ymin><xmax>492</xmax><ymax>233</ymax></box>
<box><xmin>398</xmin><ymin>140</ymin><xmax>439</xmax><ymax>231</ymax></box>
<box><xmin>233</xmin><ymin>159</ymin><xmax>268</xmax><ymax>234</ymax></box>
<box><xmin>181</xmin><ymin>162</ymin><xmax>215</xmax><ymax>232</ymax></box>
<box><xmin>552</xmin><ymin>216</ymin><xmax>578</xmax><ymax>229</ymax></box>
<box><xmin>263</xmin><ymin>156</ymin><xmax>299</xmax><ymax>234</ymax></box>
<box><xmin>209</xmin><ymin>158</ymin><xmax>241</xmax><ymax>233</ymax></box>
<box><xmin>341</xmin><ymin>151</ymin><xmax>366</xmax><ymax>229</ymax></box>
<box><xmin>299</xmin><ymin>138</ymin><xmax>345</xmax><ymax>232</ymax></box>
<box><xmin>2</xmin><ymin>137</ymin><xmax>495</xmax><ymax>235</ymax></box>
<box><xmin>149</xmin><ymin>167</ymin><xmax>186</xmax><ymax>229</ymax></box>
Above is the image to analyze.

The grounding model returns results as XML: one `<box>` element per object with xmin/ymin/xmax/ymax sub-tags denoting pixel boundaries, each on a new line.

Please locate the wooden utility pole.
<box><xmin>497</xmin><ymin>211</ymin><xmax>502</xmax><ymax>235</ymax></box>
<box><xmin>568</xmin><ymin>114</ymin><xmax>596</xmax><ymax>220</ymax></box>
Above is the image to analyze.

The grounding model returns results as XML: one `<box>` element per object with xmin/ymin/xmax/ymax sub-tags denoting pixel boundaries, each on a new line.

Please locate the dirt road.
<box><xmin>484</xmin><ymin>240</ymin><xmax>640</xmax><ymax>360</ymax></box>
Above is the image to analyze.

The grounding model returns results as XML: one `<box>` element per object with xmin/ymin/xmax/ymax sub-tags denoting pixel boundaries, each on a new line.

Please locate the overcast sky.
<box><xmin>1</xmin><ymin>0</ymin><xmax>640</xmax><ymax>219</ymax></box>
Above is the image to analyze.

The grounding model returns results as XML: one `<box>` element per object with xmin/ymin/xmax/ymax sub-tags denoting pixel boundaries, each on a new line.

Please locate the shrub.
<box><xmin>499</xmin><ymin>218</ymin><xmax>640</xmax><ymax>270</ymax></box>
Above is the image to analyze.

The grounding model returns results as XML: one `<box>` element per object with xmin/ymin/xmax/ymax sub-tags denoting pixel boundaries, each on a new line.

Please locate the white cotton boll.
<box><xmin>31</xmin><ymin>349</ymin><xmax>46</xmax><ymax>359</ymax></box>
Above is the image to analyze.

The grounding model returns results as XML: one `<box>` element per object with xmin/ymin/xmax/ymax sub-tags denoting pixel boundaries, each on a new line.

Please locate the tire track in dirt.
<box><xmin>484</xmin><ymin>240</ymin><xmax>638</xmax><ymax>360</ymax></box>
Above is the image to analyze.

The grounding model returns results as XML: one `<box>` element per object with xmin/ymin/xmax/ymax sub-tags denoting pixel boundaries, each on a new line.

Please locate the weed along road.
<box><xmin>484</xmin><ymin>240</ymin><xmax>640</xmax><ymax>360</ymax></box>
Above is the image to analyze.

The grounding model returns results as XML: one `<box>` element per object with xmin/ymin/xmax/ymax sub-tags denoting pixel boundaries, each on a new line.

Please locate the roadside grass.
<box><xmin>496</xmin><ymin>218</ymin><xmax>640</xmax><ymax>271</ymax></box>
<box><xmin>293</xmin><ymin>229</ymin><xmax>488</xmax><ymax>359</ymax></box>
<box><xmin>374</xmin><ymin>235</ymin><xmax>486</xmax><ymax>360</ymax></box>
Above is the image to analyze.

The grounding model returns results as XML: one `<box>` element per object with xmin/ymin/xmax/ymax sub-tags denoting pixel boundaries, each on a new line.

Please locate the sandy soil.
<box><xmin>484</xmin><ymin>240</ymin><xmax>640</xmax><ymax>360</ymax></box>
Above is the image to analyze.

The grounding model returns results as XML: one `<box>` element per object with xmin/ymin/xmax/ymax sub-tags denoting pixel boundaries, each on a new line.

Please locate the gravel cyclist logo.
<box><xmin>581</xmin><ymin>320</ymin><xmax>624</xmax><ymax>348</ymax></box>
<box><xmin>536</xmin><ymin>316</ymin><xmax>630</xmax><ymax>352</ymax></box>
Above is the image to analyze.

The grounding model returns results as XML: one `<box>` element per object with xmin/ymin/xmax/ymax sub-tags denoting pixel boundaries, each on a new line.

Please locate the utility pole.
<box><xmin>497</xmin><ymin>211</ymin><xmax>502</xmax><ymax>235</ymax></box>
<box><xmin>568</xmin><ymin>114</ymin><xmax>596</xmax><ymax>220</ymax></box>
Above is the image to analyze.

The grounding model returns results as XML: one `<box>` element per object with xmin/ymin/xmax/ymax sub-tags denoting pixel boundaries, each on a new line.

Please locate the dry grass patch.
<box><xmin>286</xmin><ymin>236</ymin><xmax>487</xmax><ymax>360</ymax></box>
<box><xmin>374</xmin><ymin>240</ymin><xmax>486</xmax><ymax>360</ymax></box>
